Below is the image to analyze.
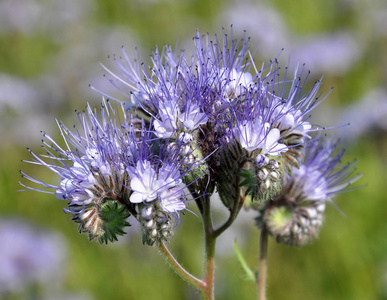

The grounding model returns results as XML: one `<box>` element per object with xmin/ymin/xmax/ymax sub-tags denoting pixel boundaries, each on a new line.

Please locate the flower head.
<box><xmin>20</xmin><ymin>100</ymin><xmax>198</xmax><ymax>244</ymax></box>
<box><xmin>261</xmin><ymin>138</ymin><xmax>361</xmax><ymax>246</ymax></box>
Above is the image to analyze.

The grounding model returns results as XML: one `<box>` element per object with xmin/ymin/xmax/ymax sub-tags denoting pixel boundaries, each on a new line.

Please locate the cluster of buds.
<box><xmin>21</xmin><ymin>29</ymin><xmax>359</xmax><ymax>249</ymax></box>
<box><xmin>256</xmin><ymin>139</ymin><xmax>360</xmax><ymax>246</ymax></box>
<box><xmin>263</xmin><ymin>200</ymin><xmax>325</xmax><ymax>247</ymax></box>
<box><xmin>138</xmin><ymin>204</ymin><xmax>174</xmax><ymax>246</ymax></box>
<box><xmin>240</xmin><ymin>154</ymin><xmax>282</xmax><ymax>203</ymax></box>
<box><xmin>21</xmin><ymin>101</ymin><xmax>197</xmax><ymax>245</ymax></box>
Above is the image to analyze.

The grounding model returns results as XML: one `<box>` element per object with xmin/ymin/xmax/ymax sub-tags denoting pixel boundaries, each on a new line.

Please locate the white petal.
<box><xmin>130</xmin><ymin>192</ymin><xmax>144</xmax><ymax>203</ymax></box>
<box><xmin>279</xmin><ymin>114</ymin><xmax>295</xmax><ymax>130</ymax></box>
<box><xmin>130</xmin><ymin>176</ymin><xmax>145</xmax><ymax>193</ymax></box>
<box><xmin>266</xmin><ymin>128</ymin><xmax>280</xmax><ymax>148</ymax></box>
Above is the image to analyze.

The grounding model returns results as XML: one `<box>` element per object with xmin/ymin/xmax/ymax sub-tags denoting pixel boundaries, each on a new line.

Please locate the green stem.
<box><xmin>160</xmin><ymin>183</ymin><xmax>243</xmax><ymax>300</ymax></box>
<box><xmin>158</xmin><ymin>242</ymin><xmax>204</xmax><ymax>291</ymax></box>
<box><xmin>202</xmin><ymin>196</ymin><xmax>216</xmax><ymax>300</ymax></box>
<box><xmin>213</xmin><ymin>193</ymin><xmax>245</xmax><ymax>238</ymax></box>
<box><xmin>257</xmin><ymin>224</ymin><xmax>269</xmax><ymax>300</ymax></box>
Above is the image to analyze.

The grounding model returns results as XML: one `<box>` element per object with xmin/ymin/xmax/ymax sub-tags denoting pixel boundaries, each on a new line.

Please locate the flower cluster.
<box><xmin>21</xmin><ymin>29</ymin><xmax>359</xmax><ymax>248</ymax></box>
<box><xmin>256</xmin><ymin>138</ymin><xmax>361</xmax><ymax>246</ymax></box>
<box><xmin>21</xmin><ymin>101</ymin><xmax>199</xmax><ymax>245</ymax></box>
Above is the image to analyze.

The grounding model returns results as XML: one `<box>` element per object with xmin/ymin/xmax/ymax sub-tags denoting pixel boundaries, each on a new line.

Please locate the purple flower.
<box><xmin>100</xmin><ymin>30</ymin><xmax>328</xmax><ymax>164</ymax></box>
<box><xmin>233</xmin><ymin>116</ymin><xmax>287</xmax><ymax>155</ymax></box>
<box><xmin>0</xmin><ymin>219</ymin><xmax>66</xmax><ymax>295</ymax></box>
<box><xmin>21</xmin><ymin>101</ymin><xmax>131</xmax><ymax>207</ymax></box>
<box><xmin>128</xmin><ymin>159</ymin><xmax>187</xmax><ymax>213</ymax></box>
<box><xmin>128</xmin><ymin>152</ymin><xmax>189</xmax><ymax>214</ymax></box>
<box><xmin>285</xmin><ymin>138</ymin><xmax>361</xmax><ymax>202</ymax></box>
<box><xmin>21</xmin><ymin>100</ymin><xmax>197</xmax><ymax>243</ymax></box>
<box><xmin>129</xmin><ymin>160</ymin><xmax>161</xmax><ymax>203</ymax></box>
<box><xmin>262</xmin><ymin>138</ymin><xmax>361</xmax><ymax>246</ymax></box>
<box><xmin>22</xmin><ymin>28</ymin><xmax>344</xmax><ymax>246</ymax></box>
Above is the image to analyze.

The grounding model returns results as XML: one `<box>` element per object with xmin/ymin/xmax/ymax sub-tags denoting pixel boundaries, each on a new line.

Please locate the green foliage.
<box><xmin>99</xmin><ymin>200</ymin><xmax>131</xmax><ymax>244</ymax></box>
<box><xmin>233</xmin><ymin>240</ymin><xmax>256</xmax><ymax>282</ymax></box>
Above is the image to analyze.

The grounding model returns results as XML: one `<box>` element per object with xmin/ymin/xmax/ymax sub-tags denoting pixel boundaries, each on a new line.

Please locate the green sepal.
<box><xmin>239</xmin><ymin>169</ymin><xmax>256</xmax><ymax>195</ymax></box>
<box><xmin>182</xmin><ymin>160</ymin><xmax>208</xmax><ymax>186</ymax></box>
<box><xmin>98</xmin><ymin>199</ymin><xmax>131</xmax><ymax>244</ymax></box>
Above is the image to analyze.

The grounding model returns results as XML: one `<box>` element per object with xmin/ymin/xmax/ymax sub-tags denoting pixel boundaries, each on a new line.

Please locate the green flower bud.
<box><xmin>263</xmin><ymin>203</ymin><xmax>325</xmax><ymax>247</ymax></box>
<box><xmin>98</xmin><ymin>199</ymin><xmax>131</xmax><ymax>244</ymax></box>
<box><xmin>215</xmin><ymin>141</ymin><xmax>249</xmax><ymax>209</ymax></box>
<box><xmin>240</xmin><ymin>155</ymin><xmax>283</xmax><ymax>203</ymax></box>
<box><xmin>138</xmin><ymin>204</ymin><xmax>174</xmax><ymax>246</ymax></box>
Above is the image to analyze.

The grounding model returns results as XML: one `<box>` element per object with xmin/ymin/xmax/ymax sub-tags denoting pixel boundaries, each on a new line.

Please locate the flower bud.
<box><xmin>138</xmin><ymin>204</ymin><xmax>174</xmax><ymax>246</ymax></box>
<box><xmin>263</xmin><ymin>202</ymin><xmax>325</xmax><ymax>247</ymax></box>
<box><xmin>240</xmin><ymin>155</ymin><xmax>283</xmax><ymax>203</ymax></box>
<box><xmin>280</xmin><ymin>132</ymin><xmax>305</xmax><ymax>170</ymax></box>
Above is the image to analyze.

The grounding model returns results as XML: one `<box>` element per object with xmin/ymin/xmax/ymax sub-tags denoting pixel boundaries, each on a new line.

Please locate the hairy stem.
<box><xmin>213</xmin><ymin>192</ymin><xmax>245</xmax><ymax>238</ymax></box>
<box><xmin>257</xmin><ymin>224</ymin><xmax>269</xmax><ymax>300</ymax></box>
<box><xmin>202</xmin><ymin>196</ymin><xmax>216</xmax><ymax>300</ymax></box>
<box><xmin>158</xmin><ymin>242</ymin><xmax>204</xmax><ymax>291</ymax></box>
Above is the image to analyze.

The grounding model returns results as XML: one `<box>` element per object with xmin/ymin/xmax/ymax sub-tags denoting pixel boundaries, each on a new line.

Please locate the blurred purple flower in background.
<box><xmin>220</xmin><ymin>2</ymin><xmax>362</xmax><ymax>75</ymax></box>
<box><xmin>220</xmin><ymin>3</ymin><xmax>289</xmax><ymax>56</ymax></box>
<box><xmin>0</xmin><ymin>218</ymin><xmax>66</xmax><ymax>296</ymax></box>
<box><xmin>0</xmin><ymin>0</ymin><xmax>93</xmax><ymax>37</ymax></box>
<box><xmin>290</xmin><ymin>32</ymin><xmax>362</xmax><ymax>75</ymax></box>
<box><xmin>339</xmin><ymin>89</ymin><xmax>387</xmax><ymax>142</ymax></box>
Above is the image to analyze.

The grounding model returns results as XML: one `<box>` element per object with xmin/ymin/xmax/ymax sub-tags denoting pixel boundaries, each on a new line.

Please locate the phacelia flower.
<box><xmin>128</xmin><ymin>158</ymin><xmax>187</xmax><ymax>214</ymax></box>
<box><xmin>99</xmin><ymin>30</ymin><xmax>329</xmax><ymax>190</ymax></box>
<box><xmin>233</xmin><ymin>117</ymin><xmax>287</xmax><ymax>155</ymax></box>
<box><xmin>21</xmin><ymin>100</ymin><xmax>198</xmax><ymax>245</ymax></box>
<box><xmin>260</xmin><ymin>138</ymin><xmax>361</xmax><ymax>247</ymax></box>
<box><xmin>22</xmin><ymin>28</ymin><xmax>341</xmax><ymax>247</ymax></box>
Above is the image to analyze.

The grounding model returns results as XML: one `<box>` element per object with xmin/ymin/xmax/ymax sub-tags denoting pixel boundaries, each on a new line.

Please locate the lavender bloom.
<box><xmin>220</xmin><ymin>68</ymin><xmax>254</xmax><ymax>99</ymax></box>
<box><xmin>261</xmin><ymin>138</ymin><xmax>361</xmax><ymax>247</ymax></box>
<box><xmin>94</xmin><ymin>29</ymin><xmax>336</xmax><ymax>213</ymax></box>
<box><xmin>153</xmin><ymin>100</ymin><xmax>180</xmax><ymax>138</ymax></box>
<box><xmin>21</xmin><ymin>100</ymin><xmax>196</xmax><ymax>244</ymax></box>
<box><xmin>128</xmin><ymin>159</ymin><xmax>187</xmax><ymax>214</ymax></box>
<box><xmin>0</xmin><ymin>219</ymin><xmax>66</xmax><ymax>295</ymax></box>
<box><xmin>233</xmin><ymin>116</ymin><xmax>287</xmax><ymax>155</ymax></box>
<box><xmin>101</xmin><ymin>31</ymin><xmax>327</xmax><ymax>159</ymax></box>
<box><xmin>22</xmin><ymin>28</ymin><xmax>338</xmax><ymax>246</ymax></box>
<box><xmin>21</xmin><ymin>102</ymin><xmax>130</xmax><ymax>204</ymax></box>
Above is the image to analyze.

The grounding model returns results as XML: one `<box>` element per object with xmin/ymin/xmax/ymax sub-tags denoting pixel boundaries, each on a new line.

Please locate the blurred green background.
<box><xmin>0</xmin><ymin>0</ymin><xmax>386</xmax><ymax>299</ymax></box>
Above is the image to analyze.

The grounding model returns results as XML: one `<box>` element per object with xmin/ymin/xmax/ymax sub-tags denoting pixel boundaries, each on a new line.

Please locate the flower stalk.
<box><xmin>158</xmin><ymin>242</ymin><xmax>204</xmax><ymax>291</ymax></box>
<box><xmin>257</xmin><ymin>224</ymin><xmax>269</xmax><ymax>300</ymax></box>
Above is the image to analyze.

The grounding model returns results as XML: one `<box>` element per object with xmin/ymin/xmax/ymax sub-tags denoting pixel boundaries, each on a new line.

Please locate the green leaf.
<box><xmin>233</xmin><ymin>240</ymin><xmax>256</xmax><ymax>282</ymax></box>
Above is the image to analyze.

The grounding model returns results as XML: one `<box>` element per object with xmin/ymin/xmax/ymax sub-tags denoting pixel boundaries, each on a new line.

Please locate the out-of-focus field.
<box><xmin>0</xmin><ymin>0</ymin><xmax>386</xmax><ymax>299</ymax></box>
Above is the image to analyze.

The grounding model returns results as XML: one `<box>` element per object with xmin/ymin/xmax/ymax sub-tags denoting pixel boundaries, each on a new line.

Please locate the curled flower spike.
<box><xmin>20</xmin><ymin>100</ymin><xmax>202</xmax><ymax>244</ymax></box>
<box><xmin>20</xmin><ymin>101</ymin><xmax>136</xmax><ymax>243</ymax></box>
<box><xmin>260</xmin><ymin>138</ymin><xmax>361</xmax><ymax>247</ymax></box>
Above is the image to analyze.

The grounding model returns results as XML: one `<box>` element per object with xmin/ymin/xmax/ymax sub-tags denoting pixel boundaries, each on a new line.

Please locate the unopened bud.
<box><xmin>263</xmin><ymin>202</ymin><xmax>325</xmax><ymax>247</ymax></box>
<box><xmin>139</xmin><ymin>204</ymin><xmax>174</xmax><ymax>246</ymax></box>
